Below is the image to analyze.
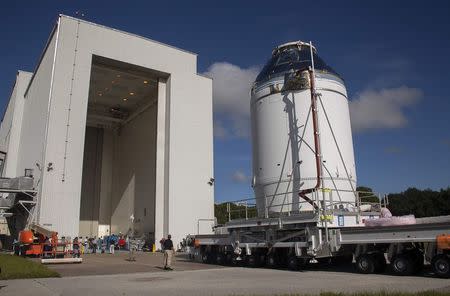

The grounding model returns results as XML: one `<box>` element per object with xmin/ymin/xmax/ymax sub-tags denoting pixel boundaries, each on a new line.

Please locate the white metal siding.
<box><xmin>5</xmin><ymin>72</ymin><xmax>33</xmax><ymax>177</ymax></box>
<box><xmin>17</xmin><ymin>30</ymin><xmax>58</xmax><ymax>228</ymax></box>
<box><xmin>168</xmin><ymin>75</ymin><xmax>215</xmax><ymax>241</ymax></box>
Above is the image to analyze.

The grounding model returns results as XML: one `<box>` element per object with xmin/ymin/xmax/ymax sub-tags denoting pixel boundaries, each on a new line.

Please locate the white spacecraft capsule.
<box><xmin>251</xmin><ymin>41</ymin><xmax>357</xmax><ymax>216</ymax></box>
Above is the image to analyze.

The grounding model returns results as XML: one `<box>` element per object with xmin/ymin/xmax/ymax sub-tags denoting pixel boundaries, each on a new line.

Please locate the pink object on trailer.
<box><xmin>365</xmin><ymin>214</ymin><xmax>416</xmax><ymax>227</ymax></box>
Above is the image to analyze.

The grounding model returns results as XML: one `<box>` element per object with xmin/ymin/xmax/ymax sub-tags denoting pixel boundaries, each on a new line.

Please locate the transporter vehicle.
<box><xmin>193</xmin><ymin>199</ymin><xmax>450</xmax><ymax>277</ymax></box>
<box><xmin>191</xmin><ymin>41</ymin><xmax>450</xmax><ymax>278</ymax></box>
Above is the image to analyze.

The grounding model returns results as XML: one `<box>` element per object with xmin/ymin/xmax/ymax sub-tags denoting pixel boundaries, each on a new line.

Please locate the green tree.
<box><xmin>387</xmin><ymin>187</ymin><xmax>450</xmax><ymax>217</ymax></box>
<box><xmin>215</xmin><ymin>203</ymin><xmax>257</xmax><ymax>225</ymax></box>
<box><xmin>356</xmin><ymin>186</ymin><xmax>379</xmax><ymax>203</ymax></box>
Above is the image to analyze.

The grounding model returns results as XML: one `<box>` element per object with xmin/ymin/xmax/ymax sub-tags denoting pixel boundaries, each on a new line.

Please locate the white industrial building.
<box><xmin>0</xmin><ymin>15</ymin><xmax>214</xmax><ymax>245</ymax></box>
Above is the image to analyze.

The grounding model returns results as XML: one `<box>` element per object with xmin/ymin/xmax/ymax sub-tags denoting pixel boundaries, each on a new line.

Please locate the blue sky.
<box><xmin>1</xmin><ymin>1</ymin><xmax>449</xmax><ymax>202</ymax></box>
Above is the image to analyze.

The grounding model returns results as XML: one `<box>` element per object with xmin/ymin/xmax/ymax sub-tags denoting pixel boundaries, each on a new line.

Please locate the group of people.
<box><xmin>70</xmin><ymin>234</ymin><xmax>128</xmax><ymax>257</ymax></box>
<box><xmin>64</xmin><ymin>233</ymin><xmax>176</xmax><ymax>271</ymax></box>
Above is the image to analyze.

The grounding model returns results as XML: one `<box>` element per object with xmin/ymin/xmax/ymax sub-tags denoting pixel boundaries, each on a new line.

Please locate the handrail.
<box><xmin>223</xmin><ymin>188</ymin><xmax>385</xmax><ymax>223</ymax></box>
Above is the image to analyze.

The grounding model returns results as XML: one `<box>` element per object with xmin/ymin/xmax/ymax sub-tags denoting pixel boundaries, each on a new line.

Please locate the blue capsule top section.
<box><xmin>255</xmin><ymin>44</ymin><xmax>340</xmax><ymax>85</ymax></box>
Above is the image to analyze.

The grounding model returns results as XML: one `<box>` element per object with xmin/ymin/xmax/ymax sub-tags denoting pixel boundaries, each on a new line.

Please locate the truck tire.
<box><xmin>431</xmin><ymin>254</ymin><xmax>450</xmax><ymax>278</ymax></box>
<box><xmin>287</xmin><ymin>256</ymin><xmax>300</xmax><ymax>271</ymax></box>
<box><xmin>391</xmin><ymin>255</ymin><xmax>414</xmax><ymax>276</ymax></box>
<box><xmin>299</xmin><ymin>257</ymin><xmax>310</xmax><ymax>269</ymax></box>
<box><xmin>356</xmin><ymin>254</ymin><xmax>376</xmax><ymax>274</ymax></box>
<box><xmin>215</xmin><ymin>253</ymin><xmax>225</xmax><ymax>265</ymax></box>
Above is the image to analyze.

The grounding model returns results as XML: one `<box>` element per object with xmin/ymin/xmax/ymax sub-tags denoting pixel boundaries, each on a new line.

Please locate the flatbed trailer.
<box><xmin>190</xmin><ymin>200</ymin><xmax>450</xmax><ymax>278</ymax></box>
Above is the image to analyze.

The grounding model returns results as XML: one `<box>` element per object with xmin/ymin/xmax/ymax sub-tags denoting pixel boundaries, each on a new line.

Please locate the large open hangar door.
<box><xmin>80</xmin><ymin>55</ymin><xmax>167</xmax><ymax>239</ymax></box>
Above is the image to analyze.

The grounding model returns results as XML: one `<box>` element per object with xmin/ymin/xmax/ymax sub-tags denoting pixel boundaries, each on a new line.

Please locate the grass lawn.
<box><xmin>0</xmin><ymin>254</ymin><xmax>60</xmax><ymax>280</ymax></box>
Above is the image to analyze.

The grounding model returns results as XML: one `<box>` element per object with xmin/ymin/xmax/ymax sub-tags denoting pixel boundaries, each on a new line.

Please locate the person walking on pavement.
<box><xmin>163</xmin><ymin>234</ymin><xmax>174</xmax><ymax>270</ymax></box>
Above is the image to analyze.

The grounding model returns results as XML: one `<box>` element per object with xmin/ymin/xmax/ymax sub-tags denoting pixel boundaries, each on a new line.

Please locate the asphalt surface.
<box><xmin>36</xmin><ymin>251</ymin><xmax>219</xmax><ymax>277</ymax></box>
<box><xmin>1</xmin><ymin>257</ymin><xmax>449</xmax><ymax>296</ymax></box>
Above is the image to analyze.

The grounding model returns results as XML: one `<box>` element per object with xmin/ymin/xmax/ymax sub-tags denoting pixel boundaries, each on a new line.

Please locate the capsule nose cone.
<box><xmin>254</xmin><ymin>42</ymin><xmax>339</xmax><ymax>85</ymax></box>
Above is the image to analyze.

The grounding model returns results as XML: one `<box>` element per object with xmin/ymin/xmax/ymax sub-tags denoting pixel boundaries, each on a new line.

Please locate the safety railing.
<box><xmin>223</xmin><ymin>188</ymin><xmax>387</xmax><ymax>223</ymax></box>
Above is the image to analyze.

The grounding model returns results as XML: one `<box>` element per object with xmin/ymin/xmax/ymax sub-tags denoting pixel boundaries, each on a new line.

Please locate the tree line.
<box><xmin>214</xmin><ymin>187</ymin><xmax>450</xmax><ymax>224</ymax></box>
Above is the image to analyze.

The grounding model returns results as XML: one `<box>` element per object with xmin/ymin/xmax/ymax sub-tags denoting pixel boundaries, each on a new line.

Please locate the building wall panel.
<box><xmin>0</xmin><ymin>75</ymin><xmax>18</xmax><ymax>174</ymax></box>
<box><xmin>4</xmin><ymin>72</ymin><xmax>33</xmax><ymax>177</ymax></box>
<box><xmin>17</xmin><ymin>29</ymin><xmax>58</xmax><ymax>226</ymax></box>
<box><xmin>39</xmin><ymin>18</ymin><xmax>91</xmax><ymax>235</ymax></box>
<box><xmin>167</xmin><ymin>74</ymin><xmax>214</xmax><ymax>241</ymax></box>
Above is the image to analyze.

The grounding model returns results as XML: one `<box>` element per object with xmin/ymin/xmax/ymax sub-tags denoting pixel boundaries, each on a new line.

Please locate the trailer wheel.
<box><xmin>431</xmin><ymin>254</ymin><xmax>450</xmax><ymax>278</ymax></box>
<box><xmin>287</xmin><ymin>256</ymin><xmax>300</xmax><ymax>271</ymax></box>
<box><xmin>215</xmin><ymin>253</ymin><xmax>225</xmax><ymax>265</ymax></box>
<box><xmin>391</xmin><ymin>255</ymin><xmax>414</xmax><ymax>276</ymax></box>
<box><xmin>355</xmin><ymin>254</ymin><xmax>376</xmax><ymax>274</ymax></box>
<box><xmin>299</xmin><ymin>258</ymin><xmax>310</xmax><ymax>268</ymax></box>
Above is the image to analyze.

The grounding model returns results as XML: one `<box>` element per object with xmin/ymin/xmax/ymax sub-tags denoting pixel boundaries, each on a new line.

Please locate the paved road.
<box><xmin>39</xmin><ymin>252</ymin><xmax>219</xmax><ymax>277</ymax></box>
<box><xmin>1</xmin><ymin>267</ymin><xmax>449</xmax><ymax>296</ymax></box>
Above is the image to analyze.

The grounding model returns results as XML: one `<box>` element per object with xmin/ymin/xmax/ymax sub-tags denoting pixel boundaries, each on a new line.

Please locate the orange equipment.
<box><xmin>18</xmin><ymin>230</ymin><xmax>34</xmax><ymax>244</ymax></box>
<box><xmin>17</xmin><ymin>223</ymin><xmax>65</xmax><ymax>257</ymax></box>
<box><xmin>437</xmin><ymin>234</ymin><xmax>450</xmax><ymax>250</ymax></box>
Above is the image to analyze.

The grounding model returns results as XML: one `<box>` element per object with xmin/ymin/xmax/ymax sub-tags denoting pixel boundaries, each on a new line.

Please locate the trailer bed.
<box><xmin>339</xmin><ymin>215</ymin><xmax>450</xmax><ymax>244</ymax></box>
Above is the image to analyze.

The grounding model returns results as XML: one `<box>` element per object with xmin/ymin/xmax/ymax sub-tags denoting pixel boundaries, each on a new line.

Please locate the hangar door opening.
<box><xmin>79</xmin><ymin>55</ymin><xmax>167</xmax><ymax>239</ymax></box>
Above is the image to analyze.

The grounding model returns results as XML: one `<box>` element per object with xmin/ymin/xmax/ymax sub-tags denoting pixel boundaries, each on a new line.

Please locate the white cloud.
<box><xmin>203</xmin><ymin>62</ymin><xmax>260</xmax><ymax>139</ymax></box>
<box><xmin>231</xmin><ymin>170</ymin><xmax>250</xmax><ymax>183</ymax></box>
<box><xmin>350</xmin><ymin>86</ymin><xmax>423</xmax><ymax>133</ymax></box>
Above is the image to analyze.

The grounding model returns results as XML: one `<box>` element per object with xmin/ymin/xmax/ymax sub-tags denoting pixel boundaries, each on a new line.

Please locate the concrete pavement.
<box><xmin>1</xmin><ymin>267</ymin><xmax>449</xmax><ymax>296</ymax></box>
<box><xmin>38</xmin><ymin>252</ymin><xmax>220</xmax><ymax>277</ymax></box>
